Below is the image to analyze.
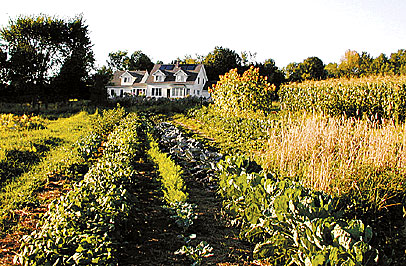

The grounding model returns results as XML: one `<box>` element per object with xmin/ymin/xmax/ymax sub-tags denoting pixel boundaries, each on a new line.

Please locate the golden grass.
<box><xmin>263</xmin><ymin>112</ymin><xmax>406</xmax><ymax>205</ymax></box>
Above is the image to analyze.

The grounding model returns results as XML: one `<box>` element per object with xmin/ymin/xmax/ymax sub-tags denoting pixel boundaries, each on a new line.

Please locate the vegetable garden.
<box><xmin>1</xmin><ymin>71</ymin><xmax>406</xmax><ymax>265</ymax></box>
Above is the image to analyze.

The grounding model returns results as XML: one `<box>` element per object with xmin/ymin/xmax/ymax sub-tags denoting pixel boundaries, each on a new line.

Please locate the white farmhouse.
<box><xmin>106</xmin><ymin>62</ymin><xmax>209</xmax><ymax>99</ymax></box>
<box><xmin>106</xmin><ymin>70</ymin><xmax>149</xmax><ymax>98</ymax></box>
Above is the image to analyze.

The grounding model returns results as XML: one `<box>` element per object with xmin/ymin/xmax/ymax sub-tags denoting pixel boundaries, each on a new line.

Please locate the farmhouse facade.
<box><xmin>106</xmin><ymin>63</ymin><xmax>209</xmax><ymax>99</ymax></box>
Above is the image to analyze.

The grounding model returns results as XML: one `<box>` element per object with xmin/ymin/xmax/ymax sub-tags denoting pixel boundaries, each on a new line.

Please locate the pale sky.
<box><xmin>1</xmin><ymin>0</ymin><xmax>405</xmax><ymax>68</ymax></box>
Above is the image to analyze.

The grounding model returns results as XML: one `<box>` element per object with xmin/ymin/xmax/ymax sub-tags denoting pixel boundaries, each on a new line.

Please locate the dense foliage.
<box><xmin>210</xmin><ymin>67</ymin><xmax>276</xmax><ymax>117</ymax></box>
<box><xmin>217</xmin><ymin>155</ymin><xmax>378</xmax><ymax>265</ymax></box>
<box><xmin>106</xmin><ymin>50</ymin><xmax>154</xmax><ymax>72</ymax></box>
<box><xmin>280</xmin><ymin>75</ymin><xmax>406</xmax><ymax>121</ymax></box>
<box><xmin>0</xmin><ymin>14</ymin><xmax>94</xmax><ymax>103</ymax></box>
<box><xmin>15</xmin><ymin>113</ymin><xmax>141</xmax><ymax>265</ymax></box>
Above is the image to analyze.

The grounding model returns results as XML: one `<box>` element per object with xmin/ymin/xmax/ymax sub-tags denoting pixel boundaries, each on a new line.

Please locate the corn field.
<box><xmin>279</xmin><ymin>75</ymin><xmax>406</xmax><ymax>121</ymax></box>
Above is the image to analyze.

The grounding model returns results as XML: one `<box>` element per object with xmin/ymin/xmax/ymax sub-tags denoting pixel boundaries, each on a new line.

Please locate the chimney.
<box><xmin>175</xmin><ymin>60</ymin><xmax>179</xmax><ymax>68</ymax></box>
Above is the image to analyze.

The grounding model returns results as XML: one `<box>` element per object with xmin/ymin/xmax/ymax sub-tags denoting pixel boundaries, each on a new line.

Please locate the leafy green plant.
<box><xmin>175</xmin><ymin>240</ymin><xmax>214</xmax><ymax>266</ymax></box>
<box><xmin>164</xmin><ymin>201</ymin><xmax>198</xmax><ymax>229</ymax></box>
<box><xmin>280</xmin><ymin>75</ymin><xmax>406</xmax><ymax>121</ymax></box>
<box><xmin>217</xmin><ymin>155</ymin><xmax>379</xmax><ymax>265</ymax></box>
<box><xmin>14</xmin><ymin>113</ymin><xmax>142</xmax><ymax>265</ymax></box>
<box><xmin>147</xmin><ymin>135</ymin><xmax>188</xmax><ymax>203</ymax></box>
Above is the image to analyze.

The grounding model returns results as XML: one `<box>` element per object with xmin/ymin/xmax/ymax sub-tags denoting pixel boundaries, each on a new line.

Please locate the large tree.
<box><xmin>284</xmin><ymin>62</ymin><xmax>301</xmax><ymax>82</ymax></box>
<box><xmin>298</xmin><ymin>57</ymin><xmax>326</xmax><ymax>80</ymax></box>
<box><xmin>128</xmin><ymin>50</ymin><xmax>154</xmax><ymax>72</ymax></box>
<box><xmin>203</xmin><ymin>46</ymin><xmax>241</xmax><ymax>81</ymax></box>
<box><xmin>338</xmin><ymin>49</ymin><xmax>361</xmax><ymax>77</ymax></box>
<box><xmin>0</xmin><ymin>14</ymin><xmax>94</xmax><ymax>103</ymax></box>
<box><xmin>325</xmin><ymin>62</ymin><xmax>339</xmax><ymax>78</ymax></box>
<box><xmin>389</xmin><ymin>49</ymin><xmax>406</xmax><ymax>75</ymax></box>
<box><xmin>107</xmin><ymin>50</ymin><xmax>154</xmax><ymax>72</ymax></box>
<box><xmin>107</xmin><ymin>50</ymin><xmax>129</xmax><ymax>71</ymax></box>
<box><xmin>257</xmin><ymin>58</ymin><xmax>286</xmax><ymax>90</ymax></box>
<box><xmin>89</xmin><ymin>66</ymin><xmax>112</xmax><ymax>104</ymax></box>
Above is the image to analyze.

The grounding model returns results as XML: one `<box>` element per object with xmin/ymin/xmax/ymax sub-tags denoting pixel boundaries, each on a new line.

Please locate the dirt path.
<box><xmin>183</xmin><ymin>166</ymin><xmax>255</xmax><ymax>265</ymax></box>
<box><xmin>117</xmin><ymin>158</ymin><xmax>189</xmax><ymax>265</ymax></box>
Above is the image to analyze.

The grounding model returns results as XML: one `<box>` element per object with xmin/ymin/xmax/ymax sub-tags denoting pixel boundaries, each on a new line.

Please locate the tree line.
<box><xmin>1</xmin><ymin>14</ymin><xmax>405</xmax><ymax>105</ymax></box>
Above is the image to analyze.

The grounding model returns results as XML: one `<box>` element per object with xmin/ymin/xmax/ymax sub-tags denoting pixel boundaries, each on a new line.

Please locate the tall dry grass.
<box><xmin>263</xmin><ymin>112</ymin><xmax>406</xmax><ymax>208</ymax></box>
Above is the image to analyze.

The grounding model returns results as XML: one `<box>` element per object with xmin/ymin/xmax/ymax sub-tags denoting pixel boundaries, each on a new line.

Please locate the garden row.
<box><xmin>157</xmin><ymin>120</ymin><xmax>379</xmax><ymax>265</ymax></box>
<box><xmin>148</xmin><ymin>122</ymin><xmax>218</xmax><ymax>265</ymax></box>
<box><xmin>15</xmin><ymin>111</ymin><xmax>141</xmax><ymax>265</ymax></box>
<box><xmin>0</xmin><ymin>108</ymin><xmax>126</xmax><ymax>234</ymax></box>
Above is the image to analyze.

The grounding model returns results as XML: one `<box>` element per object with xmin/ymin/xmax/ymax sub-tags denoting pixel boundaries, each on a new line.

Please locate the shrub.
<box><xmin>210</xmin><ymin>66</ymin><xmax>275</xmax><ymax>117</ymax></box>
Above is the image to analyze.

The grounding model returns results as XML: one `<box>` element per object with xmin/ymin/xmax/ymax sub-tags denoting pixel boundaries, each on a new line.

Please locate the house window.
<box><xmin>176</xmin><ymin>75</ymin><xmax>185</xmax><ymax>82</ymax></box>
<box><xmin>137</xmin><ymin>89</ymin><xmax>146</xmax><ymax>96</ymax></box>
<box><xmin>120</xmin><ymin>89</ymin><xmax>124</xmax><ymax>97</ymax></box>
<box><xmin>124</xmin><ymin>77</ymin><xmax>128</xmax><ymax>83</ymax></box>
<box><xmin>172</xmin><ymin>88</ymin><xmax>184</xmax><ymax>97</ymax></box>
<box><xmin>197</xmin><ymin>90</ymin><xmax>200</xmax><ymax>95</ymax></box>
<box><xmin>111</xmin><ymin>90</ymin><xmax>115</xmax><ymax>97</ymax></box>
<box><xmin>155</xmin><ymin>75</ymin><xmax>164</xmax><ymax>82</ymax></box>
<box><xmin>186</xmin><ymin>88</ymin><xmax>190</xmax><ymax>95</ymax></box>
<box><xmin>152</xmin><ymin>88</ymin><xmax>162</xmax><ymax>97</ymax></box>
<box><xmin>198</xmin><ymin>77</ymin><xmax>200</xmax><ymax>84</ymax></box>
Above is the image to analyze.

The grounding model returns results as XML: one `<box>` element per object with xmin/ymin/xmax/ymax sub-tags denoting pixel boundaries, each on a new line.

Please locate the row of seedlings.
<box><xmin>15</xmin><ymin>113</ymin><xmax>142</xmax><ymax>265</ymax></box>
<box><xmin>148</xmin><ymin>122</ymin><xmax>219</xmax><ymax>265</ymax></box>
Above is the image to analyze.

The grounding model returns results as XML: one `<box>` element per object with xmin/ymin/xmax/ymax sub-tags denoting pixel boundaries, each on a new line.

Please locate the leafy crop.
<box><xmin>217</xmin><ymin>155</ymin><xmax>378</xmax><ymax>265</ymax></box>
<box><xmin>15</xmin><ymin>113</ymin><xmax>142</xmax><ymax>265</ymax></box>
<box><xmin>147</xmin><ymin>136</ymin><xmax>188</xmax><ymax>204</ymax></box>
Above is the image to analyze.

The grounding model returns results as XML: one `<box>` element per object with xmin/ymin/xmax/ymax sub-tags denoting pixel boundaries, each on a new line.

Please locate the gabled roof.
<box><xmin>110</xmin><ymin>70</ymin><xmax>148</xmax><ymax>86</ymax></box>
<box><xmin>146</xmin><ymin>64</ymin><xmax>204</xmax><ymax>84</ymax></box>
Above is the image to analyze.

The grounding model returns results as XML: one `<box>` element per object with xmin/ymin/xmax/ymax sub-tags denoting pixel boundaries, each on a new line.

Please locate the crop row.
<box><xmin>0</xmin><ymin>108</ymin><xmax>126</xmax><ymax>233</ymax></box>
<box><xmin>15</xmin><ymin>112</ymin><xmax>141</xmax><ymax>265</ymax></box>
<box><xmin>279</xmin><ymin>75</ymin><xmax>406</xmax><ymax>121</ymax></box>
<box><xmin>217</xmin><ymin>155</ymin><xmax>377</xmax><ymax>265</ymax></box>
<box><xmin>157</xmin><ymin>121</ymin><xmax>379</xmax><ymax>265</ymax></box>
<box><xmin>150</xmin><ymin>122</ymin><xmax>216</xmax><ymax>264</ymax></box>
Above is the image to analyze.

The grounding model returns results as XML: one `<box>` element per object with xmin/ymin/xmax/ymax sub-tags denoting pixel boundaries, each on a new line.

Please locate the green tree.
<box><xmin>128</xmin><ymin>50</ymin><xmax>154</xmax><ymax>71</ymax></box>
<box><xmin>389</xmin><ymin>49</ymin><xmax>406</xmax><ymax>75</ymax></box>
<box><xmin>107</xmin><ymin>50</ymin><xmax>130</xmax><ymax>71</ymax></box>
<box><xmin>358</xmin><ymin>51</ymin><xmax>373</xmax><ymax>76</ymax></box>
<box><xmin>284</xmin><ymin>62</ymin><xmax>301</xmax><ymax>82</ymax></box>
<box><xmin>338</xmin><ymin>49</ymin><xmax>361</xmax><ymax>77</ymax></box>
<box><xmin>370</xmin><ymin>53</ymin><xmax>390</xmax><ymax>75</ymax></box>
<box><xmin>325</xmin><ymin>62</ymin><xmax>339</xmax><ymax>78</ymax></box>
<box><xmin>257</xmin><ymin>59</ymin><xmax>286</xmax><ymax>91</ymax></box>
<box><xmin>89</xmin><ymin>66</ymin><xmax>112</xmax><ymax>104</ymax></box>
<box><xmin>298</xmin><ymin>56</ymin><xmax>326</xmax><ymax>80</ymax></box>
<box><xmin>1</xmin><ymin>14</ymin><xmax>94</xmax><ymax>103</ymax></box>
<box><xmin>203</xmin><ymin>46</ymin><xmax>241</xmax><ymax>81</ymax></box>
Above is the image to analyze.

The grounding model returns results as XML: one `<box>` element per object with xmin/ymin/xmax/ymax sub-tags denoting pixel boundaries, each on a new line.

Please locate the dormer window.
<box><xmin>174</xmin><ymin>70</ymin><xmax>188</xmax><ymax>83</ymax></box>
<box><xmin>153</xmin><ymin>70</ymin><xmax>166</xmax><ymax>82</ymax></box>
<box><xmin>176</xmin><ymin>75</ymin><xmax>186</xmax><ymax>82</ymax></box>
<box><xmin>121</xmin><ymin>74</ymin><xmax>132</xmax><ymax>85</ymax></box>
<box><xmin>155</xmin><ymin>75</ymin><xmax>164</xmax><ymax>82</ymax></box>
